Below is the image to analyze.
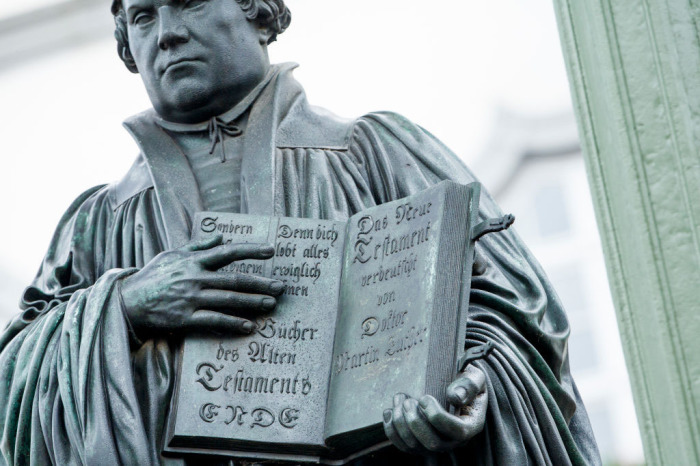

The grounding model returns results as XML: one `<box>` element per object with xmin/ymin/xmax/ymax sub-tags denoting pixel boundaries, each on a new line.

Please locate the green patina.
<box><xmin>553</xmin><ymin>0</ymin><xmax>700</xmax><ymax>463</ymax></box>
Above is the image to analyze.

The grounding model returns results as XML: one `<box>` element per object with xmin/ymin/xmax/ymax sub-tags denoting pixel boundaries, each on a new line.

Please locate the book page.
<box><xmin>325</xmin><ymin>183</ymin><xmax>463</xmax><ymax>446</ymax></box>
<box><xmin>168</xmin><ymin>213</ymin><xmax>346</xmax><ymax>454</ymax></box>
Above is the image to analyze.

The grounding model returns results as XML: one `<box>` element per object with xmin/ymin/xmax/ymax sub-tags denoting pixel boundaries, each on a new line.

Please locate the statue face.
<box><xmin>123</xmin><ymin>0</ymin><xmax>271</xmax><ymax>123</ymax></box>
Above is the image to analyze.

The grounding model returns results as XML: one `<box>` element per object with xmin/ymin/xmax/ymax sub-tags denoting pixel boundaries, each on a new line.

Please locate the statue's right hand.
<box><xmin>119</xmin><ymin>235</ymin><xmax>284</xmax><ymax>338</ymax></box>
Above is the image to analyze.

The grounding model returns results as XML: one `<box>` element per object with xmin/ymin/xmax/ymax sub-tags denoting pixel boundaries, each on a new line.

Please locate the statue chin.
<box><xmin>145</xmin><ymin>63</ymin><xmax>270</xmax><ymax>124</ymax></box>
<box><xmin>149</xmin><ymin>87</ymin><xmax>218</xmax><ymax>124</ymax></box>
<box><xmin>152</xmin><ymin>83</ymin><xmax>260</xmax><ymax>124</ymax></box>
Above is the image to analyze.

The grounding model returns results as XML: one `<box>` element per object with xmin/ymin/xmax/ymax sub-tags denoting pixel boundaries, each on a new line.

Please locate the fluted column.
<box><xmin>553</xmin><ymin>0</ymin><xmax>700</xmax><ymax>463</ymax></box>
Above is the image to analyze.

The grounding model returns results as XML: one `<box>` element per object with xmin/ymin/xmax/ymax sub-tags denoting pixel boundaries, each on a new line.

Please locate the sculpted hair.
<box><xmin>110</xmin><ymin>0</ymin><xmax>291</xmax><ymax>73</ymax></box>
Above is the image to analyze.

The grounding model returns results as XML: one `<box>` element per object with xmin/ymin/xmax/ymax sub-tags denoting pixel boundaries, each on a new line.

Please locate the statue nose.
<box><xmin>157</xmin><ymin>7</ymin><xmax>189</xmax><ymax>50</ymax></box>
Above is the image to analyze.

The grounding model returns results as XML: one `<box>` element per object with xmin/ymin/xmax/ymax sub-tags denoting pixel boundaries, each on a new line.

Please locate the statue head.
<box><xmin>110</xmin><ymin>0</ymin><xmax>291</xmax><ymax>123</ymax></box>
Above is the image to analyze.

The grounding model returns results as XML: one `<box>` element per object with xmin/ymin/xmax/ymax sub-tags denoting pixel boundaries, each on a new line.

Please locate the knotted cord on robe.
<box><xmin>207</xmin><ymin>117</ymin><xmax>243</xmax><ymax>163</ymax></box>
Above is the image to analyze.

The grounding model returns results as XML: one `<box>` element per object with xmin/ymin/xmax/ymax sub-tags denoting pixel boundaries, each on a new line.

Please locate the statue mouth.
<box><xmin>162</xmin><ymin>58</ymin><xmax>201</xmax><ymax>75</ymax></box>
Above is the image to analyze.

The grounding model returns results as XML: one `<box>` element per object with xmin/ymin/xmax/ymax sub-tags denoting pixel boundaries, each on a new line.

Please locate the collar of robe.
<box><xmin>120</xmin><ymin>62</ymin><xmax>353</xmax><ymax>236</ymax></box>
<box><xmin>153</xmin><ymin>66</ymin><xmax>279</xmax><ymax>162</ymax></box>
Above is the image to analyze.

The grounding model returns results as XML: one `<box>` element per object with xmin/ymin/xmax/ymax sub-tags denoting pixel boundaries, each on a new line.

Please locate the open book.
<box><xmin>165</xmin><ymin>181</ymin><xmax>488</xmax><ymax>464</ymax></box>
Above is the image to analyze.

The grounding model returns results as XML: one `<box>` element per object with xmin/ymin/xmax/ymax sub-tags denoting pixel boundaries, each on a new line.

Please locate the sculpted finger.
<box><xmin>383</xmin><ymin>409</ymin><xmax>412</xmax><ymax>453</ymax></box>
<box><xmin>392</xmin><ymin>396</ymin><xmax>421</xmax><ymax>453</ymax></box>
<box><xmin>180</xmin><ymin>235</ymin><xmax>223</xmax><ymax>252</ymax></box>
<box><xmin>203</xmin><ymin>273</ymin><xmax>285</xmax><ymax>296</ymax></box>
<box><xmin>197</xmin><ymin>289</ymin><xmax>278</xmax><ymax>313</ymax></box>
<box><xmin>403</xmin><ymin>398</ymin><xmax>445</xmax><ymax>453</ymax></box>
<box><xmin>418</xmin><ymin>395</ymin><xmax>474</xmax><ymax>442</ymax></box>
<box><xmin>447</xmin><ymin>365</ymin><xmax>487</xmax><ymax>408</ymax></box>
<box><xmin>186</xmin><ymin>310</ymin><xmax>256</xmax><ymax>335</ymax></box>
<box><xmin>458</xmin><ymin>391</ymin><xmax>488</xmax><ymax>434</ymax></box>
<box><xmin>198</xmin><ymin>243</ymin><xmax>274</xmax><ymax>269</ymax></box>
<box><xmin>393</xmin><ymin>393</ymin><xmax>408</xmax><ymax>407</ymax></box>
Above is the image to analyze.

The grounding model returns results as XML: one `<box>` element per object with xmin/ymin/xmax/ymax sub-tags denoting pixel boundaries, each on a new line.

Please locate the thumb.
<box><xmin>446</xmin><ymin>364</ymin><xmax>486</xmax><ymax>407</ymax></box>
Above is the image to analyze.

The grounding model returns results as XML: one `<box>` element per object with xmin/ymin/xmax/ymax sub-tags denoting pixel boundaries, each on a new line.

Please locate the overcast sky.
<box><xmin>0</xmin><ymin>0</ymin><xmax>572</xmax><ymax>309</ymax></box>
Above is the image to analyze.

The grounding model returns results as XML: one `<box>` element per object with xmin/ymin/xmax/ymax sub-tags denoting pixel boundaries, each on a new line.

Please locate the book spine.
<box><xmin>424</xmin><ymin>183</ymin><xmax>473</xmax><ymax>406</ymax></box>
<box><xmin>322</xmin><ymin>220</ymin><xmax>352</xmax><ymax>441</ymax></box>
<box><xmin>453</xmin><ymin>185</ymin><xmax>481</xmax><ymax>377</ymax></box>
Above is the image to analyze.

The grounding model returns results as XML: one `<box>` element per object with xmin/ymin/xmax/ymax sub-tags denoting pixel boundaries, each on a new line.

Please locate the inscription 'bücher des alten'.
<box><xmin>166</xmin><ymin>181</ymin><xmax>484</xmax><ymax>463</ymax></box>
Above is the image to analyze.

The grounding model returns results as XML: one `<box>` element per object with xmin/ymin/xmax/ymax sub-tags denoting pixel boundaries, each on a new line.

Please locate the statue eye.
<box><xmin>132</xmin><ymin>12</ymin><xmax>154</xmax><ymax>25</ymax></box>
<box><xmin>184</xmin><ymin>0</ymin><xmax>207</xmax><ymax>9</ymax></box>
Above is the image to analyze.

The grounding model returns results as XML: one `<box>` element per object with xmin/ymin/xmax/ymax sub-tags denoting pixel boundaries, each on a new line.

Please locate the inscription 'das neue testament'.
<box><xmin>352</xmin><ymin>200</ymin><xmax>433</xmax><ymax>266</ymax></box>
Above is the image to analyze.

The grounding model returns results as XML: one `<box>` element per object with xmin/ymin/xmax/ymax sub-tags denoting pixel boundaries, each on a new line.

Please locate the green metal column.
<box><xmin>552</xmin><ymin>0</ymin><xmax>700</xmax><ymax>464</ymax></box>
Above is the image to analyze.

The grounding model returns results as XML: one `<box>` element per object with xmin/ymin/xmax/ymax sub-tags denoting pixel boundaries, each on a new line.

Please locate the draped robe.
<box><xmin>0</xmin><ymin>64</ymin><xmax>601</xmax><ymax>465</ymax></box>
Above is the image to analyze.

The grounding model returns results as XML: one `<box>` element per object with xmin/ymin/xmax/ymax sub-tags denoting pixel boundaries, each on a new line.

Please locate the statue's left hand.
<box><xmin>382</xmin><ymin>364</ymin><xmax>487</xmax><ymax>455</ymax></box>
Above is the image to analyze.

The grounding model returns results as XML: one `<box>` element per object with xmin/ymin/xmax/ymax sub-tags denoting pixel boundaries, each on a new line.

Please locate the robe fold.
<box><xmin>0</xmin><ymin>64</ymin><xmax>600</xmax><ymax>465</ymax></box>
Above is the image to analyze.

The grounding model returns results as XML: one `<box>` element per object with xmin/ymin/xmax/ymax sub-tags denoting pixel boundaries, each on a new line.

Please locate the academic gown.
<box><xmin>0</xmin><ymin>64</ymin><xmax>601</xmax><ymax>466</ymax></box>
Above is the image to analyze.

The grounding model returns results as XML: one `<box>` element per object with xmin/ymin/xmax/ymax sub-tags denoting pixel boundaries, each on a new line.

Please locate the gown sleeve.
<box><xmin>348</xmin><ymin>112</ymin><xmax>601</xmax><ymax>466</ymax></box>
<box><xmin>0</xmin><ymin>186</ymin><xmax>166</xmax><ymax>466</ymax></box>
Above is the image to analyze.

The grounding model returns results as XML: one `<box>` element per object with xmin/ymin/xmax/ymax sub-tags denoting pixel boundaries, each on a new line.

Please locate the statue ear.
<box><xmin>114</xmin><ymin>13</ymin><xmax>139</xmax><ymax>73</ymax></box>
<box><xmin>258</xmin><ymin>26</ymin><xmax>273</xmax><ymax>45</ymax></box>
<box><xmin>120</xmin><ymin>46</ymin><xmax>139</xmax><ymax>74</ymax></box>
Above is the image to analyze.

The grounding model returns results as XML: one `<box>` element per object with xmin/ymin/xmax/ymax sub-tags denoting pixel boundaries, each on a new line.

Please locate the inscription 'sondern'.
<box><xmin>200</xmin><ymin>217</ymin><xmax>254</xmax><ymax>235</ymax></box>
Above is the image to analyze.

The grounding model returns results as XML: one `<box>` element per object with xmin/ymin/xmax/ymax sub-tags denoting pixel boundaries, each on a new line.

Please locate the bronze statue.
<box><xmin>0</xmin><ymin>0</ymin><xmax>601</xmax><ymax>464</ymax></box>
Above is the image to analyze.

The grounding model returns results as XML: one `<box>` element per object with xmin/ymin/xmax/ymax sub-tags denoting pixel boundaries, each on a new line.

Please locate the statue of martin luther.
<box><xmin>0</xmin><ymin>1</ymin><xmax>601</xmax><ymax>465</ymax></box>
